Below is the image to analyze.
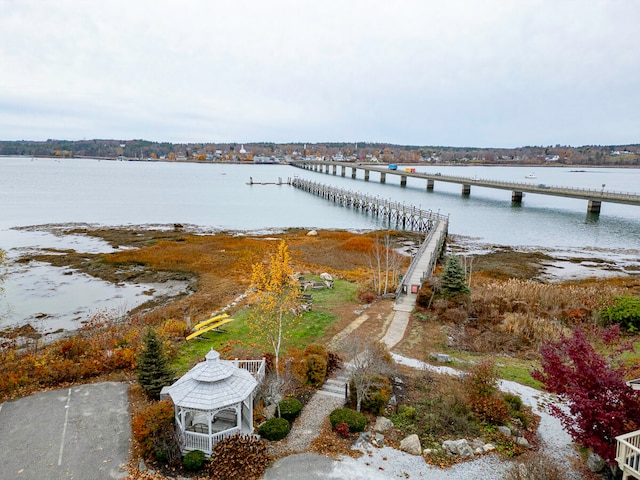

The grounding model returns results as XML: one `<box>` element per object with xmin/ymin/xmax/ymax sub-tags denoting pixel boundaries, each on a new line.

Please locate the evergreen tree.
<box><xmin>440</xmin><ymin>255</ymin><xmax>470</xmax><ymax>297</ymax></box>
<box><xmin>137</xmin><ymin>328</ymin><xmax>174</xmax><ymax>399</ymax></box>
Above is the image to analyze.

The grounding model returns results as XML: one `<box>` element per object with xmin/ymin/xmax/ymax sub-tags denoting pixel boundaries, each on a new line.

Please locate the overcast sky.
<box><xmin>1</xmin><ymin>0</ymin><xmax>638</xmax><ymax>147</ymax></box>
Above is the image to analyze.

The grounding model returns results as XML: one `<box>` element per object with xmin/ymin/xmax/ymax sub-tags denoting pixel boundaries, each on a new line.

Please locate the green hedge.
<box><xmin>258</xmin><ymin>417</ymin><xmax>290</xmax><ymax>441</ymax></box>
<box><xmin>183</xmin><ymin>449</ymin><xmax>206</xmax><ymax>471</ymax></box>
<box><xmin>329</xmin><ymin>408</ymin><xmax>366</xmax><ymax>433</ymax></box>
<box><xmin>278</xmin><ymin>398</ymin><xmax>303</xmax><ymax>422</ymax></box>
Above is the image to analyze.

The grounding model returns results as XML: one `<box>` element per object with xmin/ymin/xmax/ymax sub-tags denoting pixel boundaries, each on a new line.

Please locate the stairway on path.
<box><xmin>283</xmin><ymin>370</ymin><xmax>350</xmax><ymax>453</ymax></box>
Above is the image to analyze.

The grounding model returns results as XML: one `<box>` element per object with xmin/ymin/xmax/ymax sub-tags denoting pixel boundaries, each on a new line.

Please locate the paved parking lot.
<box><xmin>0</xmin><ymin>382</ymin><xmax>130</xmax><ymax>480</ymax></box>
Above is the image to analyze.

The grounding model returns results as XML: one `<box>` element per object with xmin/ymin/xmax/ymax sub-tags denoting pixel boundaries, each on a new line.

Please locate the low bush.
<box><xmin>259</xmin><ymin>417</ymin><xmax>290</xmax><ymax>441</ymax></box>
<box><xmin>349</xmin><ymin>375</ymin><xmax>392</xmax><ymax>415</ymax></box>
<box><xmin>329</xmin><ymin>408</ymin><xmax>367</xmax><ymax>433</ymax></box>
<box><xmin>209</xmin><ymin>434</ymin><xmax>270</xmax><ymax>480</ymax></box>
<box><xmin>503</xmin><ymin>393</ymin><xmax>523</xmax><ymax>413</ymax></box>
<box><xmin>131</xmin><ymin>399</ymin><xmax>181</xmax><ymax>465</ymax></box>
<box><xmin>503</xmin><ymin>452</ymin><xmax>563</xmax><ymax>479</ymax></box>
<box><xmin>305</xmin><ymin>353</ymin><xmax>328</xmax><ymax>387</ymax></box>
<box><xmin>183</xmin><ymin>449</ymin><xmax>205</xmax><ymax>471</ymax></box>
<box><xmin>278</xmin><ymin>397</ymin><xmax>303</xmax><ymax>422</ymax></box>
<box><xmin>335</xmin><ymin>422</ymin><xmax>351</xmax><ymax>438</ymax></box>
<box><xmin>601</xmin><ymin>295</ymin><xmax>640</xmax><ymax>332</ymax></box>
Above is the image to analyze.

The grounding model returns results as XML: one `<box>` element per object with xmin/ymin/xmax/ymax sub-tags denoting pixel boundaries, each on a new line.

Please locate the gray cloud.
<box><xmin>1</xmin><ymin>0</ymin><xmax>638</xmax><ymax>146</ymax></box>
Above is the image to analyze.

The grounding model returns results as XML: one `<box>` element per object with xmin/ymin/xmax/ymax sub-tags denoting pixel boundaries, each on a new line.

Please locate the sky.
<box><xmin>1</xmin><ymin>0</ymin><xmax>639</xmax><ymax>148</ymax></box>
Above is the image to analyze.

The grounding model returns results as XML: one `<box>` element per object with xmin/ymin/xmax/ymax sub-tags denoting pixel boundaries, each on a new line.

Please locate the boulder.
<box><xmin>482</xmin><ymin>443</ymin><xmax>496</xmax><ymax>453</ymax></box>
<box><xmin>307</xmin><ymin>230</ymin><xmax>318</xmax><ymax>236</ymax></box>
<box><xmin>497</xmin><ymin>426</ymin><xmax>512</xmax><ymax>437</ymax></box>
<box><xmin>442</xmin><ymin>439</ymin><xmax>474</xmax><ymax>458</ymax></box>
<box><xmin>374</xmin><ymin>416</ymin><xmax>394</xmax><ymax>432</ymax></box>
<box><xmin>400</xmin><ymin>434</ymin><xmax>422</xmax><ymax>456</ymax></box>
<box><xmin>430</xmin><ymin>353</ymin><xmax>452</xmax><ymax>363</ymax></box>
<box><xmin>587</xmin><ymin>453</ymin><xmax>605</xmax><ymax>473</ymax></box>
<box><xmin>320</xmin><ymin>272</ymin><xmax>333</xmax><ymax>281</ymax></box>
<box><xmin>264</xmin><ymin>404</ymin><xmax>277</xmax><ymax>420</ymax></box>
<box><xmin>515</xmin><ymin>436</ymin><xmax>530</xmax><ymax>448</ymax></box>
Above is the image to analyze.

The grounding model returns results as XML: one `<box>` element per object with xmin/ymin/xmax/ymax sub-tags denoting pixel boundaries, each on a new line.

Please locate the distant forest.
<box><xmin>1</xmin><ymin>139</ymin><xmax>639</xmax><ymax>166</ymax></box>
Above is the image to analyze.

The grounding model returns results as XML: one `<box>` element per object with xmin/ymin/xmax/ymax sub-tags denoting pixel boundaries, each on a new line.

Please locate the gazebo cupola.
<box><xmin>165</xmin><ymin>349</ymin><xmax>264</xmax><ymax>457</ymax></box>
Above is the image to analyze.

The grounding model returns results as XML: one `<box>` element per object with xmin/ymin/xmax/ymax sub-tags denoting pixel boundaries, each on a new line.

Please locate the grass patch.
<box><xmin>171</xmin><ymin>279</ymin><xmax>357</xmax><ymax>373</ymax></box>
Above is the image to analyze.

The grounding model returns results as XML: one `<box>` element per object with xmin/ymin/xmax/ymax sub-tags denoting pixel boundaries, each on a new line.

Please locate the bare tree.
<box><xmin>343</xmin><ymin>335</ymin><xmax>395</xmax><ymax>412</ymax></box>
<box><xmin>369</xmin><ymin>233</ymin><xmax>404</xmax><ymax>296</ymax></box>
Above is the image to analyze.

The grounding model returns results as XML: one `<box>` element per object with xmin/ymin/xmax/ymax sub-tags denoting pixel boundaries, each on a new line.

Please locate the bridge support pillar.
<box><xmin>341</xmin><ymin>165</ymin><xmax>345</xmax><ymax>177</ymax></box>
<box><xmin>512</xmin><ymin>191</ymin><xmax>523</xmax><ymax>203</ymax></box>
<box><xmin>332</xmin><ymin>164</ymin><xmax>337</xmax><ymax>175</ymax></box>
<box><xmin>364</xmin><ymin>170</ymin><xmax>370</xmax><ymax>181</ymax></box>
<box><xmin>426</xmin><ymin>179</ymin><xmax>434</xmax><ymax>190</ymax></box>
<box><xmin>324</xmin><ymin>164</ymin><xmax>330</xmax><ymax>174</ymax></box>
<box><xmin>351</xmin><ymin>167</ymin><xmax>357</xmax><ymax>179</ymax></box>
<box><xmin>588</xmin><ymin>200</ymin><xmax>601</xmax><ymax>214</ymax></box>
<box><xmin>380</xmin><ymin>172</ymin><xmax>386</xmax><ymax>183</ymax></box>
<box><xmin>400</xmin><ymin>175</ymin><xmax>407</xmax><ymax>187</ymax></box>
<box><xmin>462</xmin><ymin>184</ymin><xmax>471</xmax><ymax>195</ymax></box>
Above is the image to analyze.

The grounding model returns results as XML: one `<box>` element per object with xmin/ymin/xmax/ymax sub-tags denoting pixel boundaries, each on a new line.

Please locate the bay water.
<box><xmin>1</xmin><ymin>157</ymin><xmax>639</xmax><ymax>332</ymax></box>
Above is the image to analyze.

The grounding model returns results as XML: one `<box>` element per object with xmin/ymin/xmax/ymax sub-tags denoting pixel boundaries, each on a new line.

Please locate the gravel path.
<box><xmin>282</xmin><ymin>390</ymin><xmax>345</xmax><ymax>453</ymax></box>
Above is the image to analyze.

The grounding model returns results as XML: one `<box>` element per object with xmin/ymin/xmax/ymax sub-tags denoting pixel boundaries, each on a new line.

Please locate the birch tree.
<box><xmin>369</xmin><ymin>233</ymin><xmax>403</xmax><ymax>296</ymax></box>
<box><xmin>247</xmin><ymin>240</ymin><xmax>300</xmax><ymax>379</ymax></box>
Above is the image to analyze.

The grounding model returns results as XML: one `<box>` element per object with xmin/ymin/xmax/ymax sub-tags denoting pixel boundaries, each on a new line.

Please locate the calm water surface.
<box><xmin>1</xmin><ymin>157</ymin><xmax>639</xmax><ymax>331</ymax></box>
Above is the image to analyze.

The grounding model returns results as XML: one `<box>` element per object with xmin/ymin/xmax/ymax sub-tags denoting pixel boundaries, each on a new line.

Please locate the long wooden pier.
<box><xmin>292</xmin><ymin>160</ymin><xmax>640</xmax><ymax>214</ymax></box>
<box><xmin>290</xmin><ymin>177</ymin><xmax>449</xmax><ymax>303</ymax></box>
<box><xmin>291</xmin><ymin>177</ymin><xmax>448</xmax><ymax>233</ymax></box>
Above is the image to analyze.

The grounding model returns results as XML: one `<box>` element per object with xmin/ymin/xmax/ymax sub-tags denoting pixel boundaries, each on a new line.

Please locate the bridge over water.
<box><xmin>293</xmin><ymin>161</ymin><xmax>640</xmax><ymax>215</ymax></box>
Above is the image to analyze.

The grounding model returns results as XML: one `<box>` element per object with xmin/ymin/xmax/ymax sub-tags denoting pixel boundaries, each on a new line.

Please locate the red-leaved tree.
<box><xmin>533</xmin><ymin>327</ymin><xmax>640</xmax><ymax>464</ymax></box>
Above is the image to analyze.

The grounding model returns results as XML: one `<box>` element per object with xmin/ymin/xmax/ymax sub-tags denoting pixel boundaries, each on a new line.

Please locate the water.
<box><xmin>1</xmin><ymin>157</ymin><xmax>639</xmax><ymax>332</ymax></box>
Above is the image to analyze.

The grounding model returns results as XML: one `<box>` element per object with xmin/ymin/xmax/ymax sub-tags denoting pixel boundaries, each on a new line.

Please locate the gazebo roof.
<box><xmin>166</xmin><ymin>349</ymin><xmax>257</xmax><ymax>411</ymax></box>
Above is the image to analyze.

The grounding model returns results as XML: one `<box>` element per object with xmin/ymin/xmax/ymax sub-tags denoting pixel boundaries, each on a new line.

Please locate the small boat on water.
<box><xmin>525</xmin><ymin>172</ymin><xmax>537</xmax><ymax>179</ymax></box>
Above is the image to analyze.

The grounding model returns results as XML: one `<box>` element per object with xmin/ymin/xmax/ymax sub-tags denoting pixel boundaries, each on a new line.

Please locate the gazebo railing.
<box><xmin>616</xmin><ymin>429</ymin><xmax>640</xmax><ymax>479</ymax></box>
<box><xmin>232</xmin><ymin>358</ymin><xmax>266</xmax><ymax>384</ymax></box>
<box><xmin>182</xmin><ymin>426</ymin><xmax>242</xmax><ymax>456</ymax></box>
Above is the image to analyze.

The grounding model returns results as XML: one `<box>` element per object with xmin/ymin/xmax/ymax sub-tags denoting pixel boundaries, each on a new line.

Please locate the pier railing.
<box><xmin>291</xmin><ymin>177</ymin><xmax>448</xmax><ymax>233</ymax></box>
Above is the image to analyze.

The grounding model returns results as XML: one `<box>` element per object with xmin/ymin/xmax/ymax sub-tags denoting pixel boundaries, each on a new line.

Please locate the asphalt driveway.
<box><xmin>0</xmin><ymin>382</ymin><xmax>130</xmax><ymax>480</ymax></box>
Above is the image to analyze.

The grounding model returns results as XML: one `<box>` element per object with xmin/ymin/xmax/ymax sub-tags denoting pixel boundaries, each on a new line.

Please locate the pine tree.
<box><xmin>137</xmin><ymin>328</ymin><xmax>174</xmax><ymax>399</ymax></box>
<box><xmin>440</xmin><ymin>255</ymin><xmax>470</xmax><ymax>297</ymax></box>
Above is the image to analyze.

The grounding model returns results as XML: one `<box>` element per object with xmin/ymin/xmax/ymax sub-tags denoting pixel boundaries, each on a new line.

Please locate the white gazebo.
<box><xmin>164</xmin><ymin>349</ymin><xmax>265</xmax><ymax>457</ymax></box>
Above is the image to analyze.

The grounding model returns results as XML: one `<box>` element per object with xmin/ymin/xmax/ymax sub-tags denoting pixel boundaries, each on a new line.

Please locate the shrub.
<box><xmin>329</xmin><ymin>408</ymin><xmax>367</xmax><ymax>433</ymax></box>
<box><xmin>465</xmin><ymin>359</ymin><xmax>509</xmax><ymax>424</ymax></box>
<box><xmin>183</xmin><ymin>449</ymin><xmax>206</xmax><ymax>471</ymax></box>
<box><xmin>335</xmin><ymin>422</ymin><xmax>351</xmax><ymax>438</ymax></box>
<box><xmin>209</xmin><ymin>434</ymin><xmax>270</xmax><ymax>480</ymax></box>
<box><xmin>326</xmin><ymin>350</ymin><xmax>343</xmax><ymax>375</ymax></box>
<box><xmin>278</xmin><ymin>397</ymin><xmax>302</xmax><ymax>422</ymax></box>
<box><xmin>503</xmin><ymin>452</ymin><xmax>563</xmax><ymax>480</ymax></box>
<box><xmin>601</xmin><ymin>295</ymin><xmax>640</xmax><ymax>332</ymax></box>
<box><xmin>258</xmin><ymin>418</ymin><xmax>290</xmax><ymax>441</ymax></box>
<box><xmin>131</xmin><ymin>399</ymin><xmax>180</xmax><ymax>464</ymax></box>
<box><xmin>504</xmin><ymin>393</ymin><xmax>523</xmax><ymax>413</ymax></box>
<box><xmin>305</xmin><ymin>353</ymin><xmax>328</xmax><ymax>387</ymax></box>
<box><xmin>350</xmin><ymin>375</ymin><xmax>392</xmax><ymax>415</ymax></box>
<box><xmin>304</xmin><ymin>344</ymin><xmax>327</xmax><ymax>357</ymax></box>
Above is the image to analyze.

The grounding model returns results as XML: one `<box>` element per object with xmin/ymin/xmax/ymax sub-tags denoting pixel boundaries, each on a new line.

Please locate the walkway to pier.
<box><xmin>382</xmin><ymin>219</ymin><xmax>448</xmax><ymax>349</ymax></box>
